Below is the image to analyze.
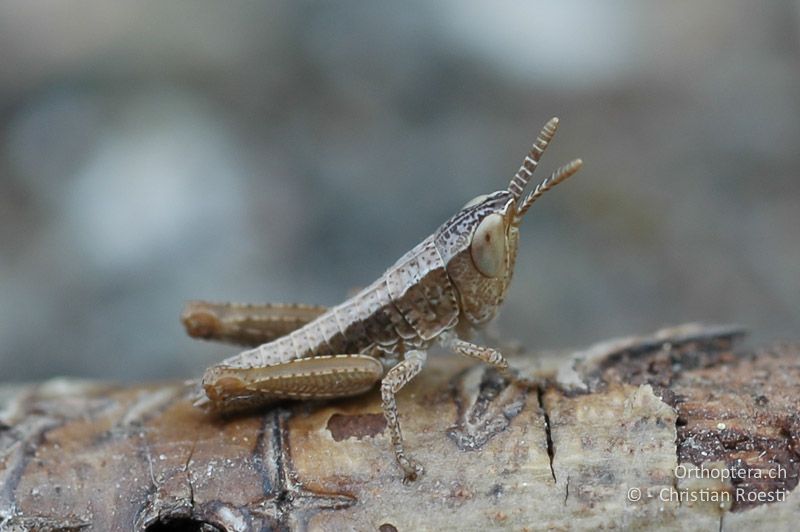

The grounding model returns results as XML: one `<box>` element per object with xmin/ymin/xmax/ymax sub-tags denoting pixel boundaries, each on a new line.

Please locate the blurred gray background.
<box><xmin>1</xmin><ymin>1</ymin><xmax>798</xmax><ymax>382</ymax></box>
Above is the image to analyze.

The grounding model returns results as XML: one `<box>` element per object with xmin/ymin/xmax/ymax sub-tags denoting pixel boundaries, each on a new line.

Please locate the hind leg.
<box><xmin>182</xmin><ymin>301</ymin><xmax>327</xmax><ymax>347</ymax></box>
<box><xmin>201</xmin><ymin>353</ymin><xmax>384</xmax><ymax>413</ymax></box>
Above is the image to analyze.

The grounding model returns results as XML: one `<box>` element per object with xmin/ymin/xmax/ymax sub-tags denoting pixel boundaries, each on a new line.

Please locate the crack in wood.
<box><xmin>248</xmin><ymin>408</ymin><xmax>356</xmax><ymax>530</ymax></box>
<box><xmin>536</xmin><ymin>384</ymin><xmax>557</xmax><ymax>483</ymax></box>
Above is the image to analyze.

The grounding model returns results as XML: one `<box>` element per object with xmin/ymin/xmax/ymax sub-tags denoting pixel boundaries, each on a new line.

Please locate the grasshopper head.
<box><xmin>434</xmin><ymin>118</ymin><xmax>582</xmax><ymax>326</ymax></box>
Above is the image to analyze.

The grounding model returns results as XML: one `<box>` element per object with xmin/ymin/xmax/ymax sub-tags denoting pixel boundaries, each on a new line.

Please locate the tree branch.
<box><xmin>1</xmin><ymin>324</ymin><xmax>798</xmax><ymax>530</ymax></box>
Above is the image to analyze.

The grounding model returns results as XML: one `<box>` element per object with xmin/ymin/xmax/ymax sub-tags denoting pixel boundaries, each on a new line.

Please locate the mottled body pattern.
<box><xmin>183</xmin><ymin>117</ymin><xmax>583</xmax><ymax>481</ymax></box>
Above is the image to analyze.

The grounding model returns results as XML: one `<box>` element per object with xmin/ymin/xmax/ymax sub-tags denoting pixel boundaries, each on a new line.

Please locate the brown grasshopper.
<box><xmin>182</xmin><ymin>117</ymin><xmax>582</xmax><ymax>481</ymax></box>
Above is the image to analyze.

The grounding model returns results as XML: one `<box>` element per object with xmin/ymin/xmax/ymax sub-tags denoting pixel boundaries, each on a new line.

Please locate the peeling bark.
<box><xmin>1</xmin><ymin>324</ymin><xmax>798</xmax><ymax>531</ymax></box>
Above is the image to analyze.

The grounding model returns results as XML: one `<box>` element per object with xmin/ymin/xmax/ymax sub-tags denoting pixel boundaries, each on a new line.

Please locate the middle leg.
<box><xmin>381</xmin><ymin>349</ymin><xmax>427</xmax><ymax>482</ymax></box>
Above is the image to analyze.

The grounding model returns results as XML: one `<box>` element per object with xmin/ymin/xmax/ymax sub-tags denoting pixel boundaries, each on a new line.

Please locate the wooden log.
<box><xmin>1</xmin><ymin>324</ymin><xmax>798</xmax><ymax>531</ymax></box>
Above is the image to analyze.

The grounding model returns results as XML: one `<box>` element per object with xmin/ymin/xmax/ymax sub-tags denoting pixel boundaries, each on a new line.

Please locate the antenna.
<box><xmin>507</xmin><ymin>117</ymin><xmax>560</xmax><ymax>200</ymax></box>
<box><xmin>515</xmin><ymin>158</ymin><xmax>583</xmax><ymax>219</ymax></box>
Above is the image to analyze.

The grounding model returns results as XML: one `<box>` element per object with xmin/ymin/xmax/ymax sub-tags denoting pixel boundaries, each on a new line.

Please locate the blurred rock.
<box><xmin>0</xmin><ymin>1</ymin><xmax>797</xmax><ymax>381</ymax></box>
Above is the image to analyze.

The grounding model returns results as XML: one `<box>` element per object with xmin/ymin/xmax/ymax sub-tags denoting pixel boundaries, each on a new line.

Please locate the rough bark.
<box><xmin>1</xmin><ymin>324</ymin><xmax>798</xmax><ymax>531</ymax></box>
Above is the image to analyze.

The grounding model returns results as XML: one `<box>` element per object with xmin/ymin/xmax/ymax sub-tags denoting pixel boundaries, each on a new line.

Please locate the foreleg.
<box><xmin>439</xmin><ymin>332</ymin><xmax>532</xmax><ymax>386</ymax></box>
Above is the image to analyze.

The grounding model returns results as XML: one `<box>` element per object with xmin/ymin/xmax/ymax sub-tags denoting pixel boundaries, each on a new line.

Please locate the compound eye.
<box><xmin>462</xmin><ymin>194</ymin><xmax>488</xmax><ymax>209</ymax></box>
<box><xmin>470</xmin><ymin>213</ymin><xmax>506</xmax><ymax>278</ymax></box>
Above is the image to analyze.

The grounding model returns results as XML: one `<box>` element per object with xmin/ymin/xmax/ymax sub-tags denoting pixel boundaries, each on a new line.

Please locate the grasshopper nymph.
<box><xmin>183</xmin><ymin>117</ymin><xmax>582</xmax><ymax>482</ymax></box>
